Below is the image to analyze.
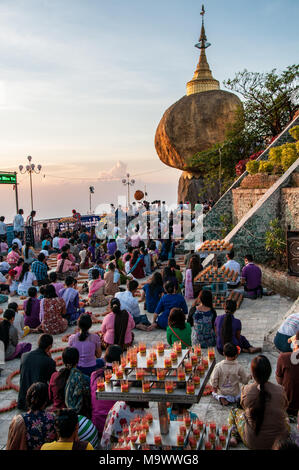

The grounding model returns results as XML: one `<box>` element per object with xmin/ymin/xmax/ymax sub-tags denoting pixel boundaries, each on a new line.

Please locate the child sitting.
<box><xmin>210</xmin><ymin>342</ymin><xmax>251</xmax><ymax>406</ymax></box>
<box><xmin>8</xmin><ymin>302</ymin><xmax>30</xmax><ymax>338</ymax></box>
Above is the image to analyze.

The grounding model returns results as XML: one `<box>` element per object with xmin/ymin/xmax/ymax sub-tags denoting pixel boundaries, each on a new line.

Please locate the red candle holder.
<box><xmin>179</xmin><ymin>425</ymin><xmax>187</xmax><ymax>436</ymax></box>
<box><xmin>170</xmin><ymin>350</ymin><xmax>178</xmax><ymax>363</ymax></box>
<box><xmin>189</xmin><ymin>435</ymin><xmax>197</xmax><ymax>450</ymax></box>
<box><xmin>177</xmin><ymin>367</ymin><xmax>186</xmax><ymax>382</ymax></box>
<box><xmin>142</xmin><ymin>381</ymin><xmax>151</xmax><ymax>393</ymax></box>
<box><xmin>186</xmin><ymin>381</ymin><xmax>195</xmax><ymax>395</ymax></box>
<box><xmin>146</xmin><ymin>357</ymin><xmax>154</xmax><ymax>368</ymax></box>
<box><xmin>136</xmin><ymin>369</ymin><xmax>145</xmax><ymax>381</ymax></box>
<box><xmin>139</xmin><ymin>432</ymin><xmax>147</xmax><ymax>444</ymax></box>
<box><xmin>146</xmin><ymin>413</ymin><xmax>153</xmax><ymax>424</ymax></box>
<box><xmin>165</xmin><ymin>381</ymin><xmax>174</xmax><ymax>394</ymax></box>
<box><xmin>130</xmin><ymin>434</ymin><xmax>138</xmax><ymax>444</ymax></box>
<box><xmin>184</xmin><ymin>360</ymin><xmax>192</xmax><ymax>373</ymax></box>
<box><xmin>221</xmin><ymin>425</ymin><xmax>228</xmax><ymax>436</ymax></box>
<box><xmin>197</xmin><ymin>365</ymin><xmax>205</xmax><ymax>377</ymax></box>
<box><xmin>97</xmin><ymin>378</ymin><xmax>105</xmax><ymax>391</ymax></box>
<box><xmin>191</xmin><ymin>354</ymin><xmax>198</xmax><ymax>365</ymax></box>
<box><xmin>177</xmin><ymin>434</ymin><xmax>185</xmax><ymax>446</ymax></box>
<box><xmin>193</xmin><ymin>427</ymin><xmax>201</xmax><ymax>439</ymax></box>
<box><xmin>154</xmin><ymin>434</ymin><xmax>162</xmax><ymax>446</ymax></box>
<box><xmin>209</xmin><ymin>432</ymin><xmax>216</xmax><ymax>443</ymax></box>
<box><xmin>193</xmin><ymin>375</ymin><xmax>200</xmax><ymax>386</ymax></box>
<box><xmin>219</xmin><ymin>434</ymin><xmax>226</xmax><ymax>448</ymax></box>
<box><xmin>156</xmin><ymin>369</ymin><xmax>166</xmax><ymax>381</ymax></box>
<box><xmin>202</xmin><ymin>358</ymin><xmax>209</xmax><ymax>370</ymax></box>
<box><xmin>164</xmin><ymin>358</ymin><xmax>172</xmax><ymax>369</ymax></box>
<box><xmin>116</xmin><ymin>369</ymin><xmax>124</xmax><ymax>379</ymax></box>
<box><xmin>184</xmin><ymin>414</ymin><xmax>191</xmax><ymax>428</ymax></box>
<box><xmin>121</xmin><ymin>381</ymin><xmax>129</xmax><ymax>393</ymax></box>
<box><xmin>204</xmin><ymin>441</ymin><xmax>212</xmax><ymax>450</ymax></box>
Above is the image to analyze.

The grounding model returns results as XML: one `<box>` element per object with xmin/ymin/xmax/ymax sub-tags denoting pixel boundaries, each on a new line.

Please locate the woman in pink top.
<box><xmin>68</xmin><ymin>314</ymin><xmax>104</xmax><ymax>376</ymax></box>
<box><xmin>100</xmin><ymin>298</ymin><xmax>135</xmax><ymax>350</ymax></box>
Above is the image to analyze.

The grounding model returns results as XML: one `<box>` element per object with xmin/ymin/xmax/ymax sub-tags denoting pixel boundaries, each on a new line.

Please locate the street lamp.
<box><xmin>19</xmin><ymin>156</ymin><xmax>42</xmax><ymax>212</ymax></box>
<box><xmin>122</xmin><ymin>173</ymin><xmax>135</xmax><ymax>207</ymax></box>
<box><xmin>89</xmin><ymin>186</ymin><xmax>95</xmax><ymax>214</ymax></box>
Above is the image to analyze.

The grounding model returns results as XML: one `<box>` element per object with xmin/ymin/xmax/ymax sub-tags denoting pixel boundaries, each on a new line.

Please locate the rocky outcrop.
<box><xmin>155</xmin><ymin>90</ymin><xmax>242</xmax><ymax>173</ymax></box>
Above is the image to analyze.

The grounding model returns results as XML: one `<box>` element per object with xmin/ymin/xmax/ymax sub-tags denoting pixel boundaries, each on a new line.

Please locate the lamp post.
<box><xmin>19</xmin><ymin>156</ymin><xmax>42</xmax><ymax>212</ymax></box>
<box><xmin>122</xmin><ymin>173</ymin><xmax>135</xmax><ymax>207</ymax></box>
<box><xmin>89</xmin><ymin>186</ymin><xmax>95</xmax><ymax>214</ymax></box>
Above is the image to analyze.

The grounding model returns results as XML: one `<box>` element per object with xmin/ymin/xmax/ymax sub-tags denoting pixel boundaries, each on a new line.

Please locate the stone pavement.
<box><xmin>0</xmin><ymin>259</ymin><xmax>296</xmax><ymax>450</ymax></box>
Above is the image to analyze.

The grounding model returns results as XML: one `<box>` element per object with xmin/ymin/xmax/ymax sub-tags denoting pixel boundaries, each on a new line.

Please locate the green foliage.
<box><xmin>265</xmin><ymin>219</ymin><xmax>286</xmax><ymax>262</ymax></box>
<box><xmin>281</xmin><ymin>143</ymin><xmax>298</xmax><ymax>171</ymax></box>
<box><xmin>258</xmin><ymin>161</ymin><xmax>274</xmax><ymax>174</ymax></box>
<box><xmin>268</xmin><ymin>146</ymin><xmax>283</xmax><ymax>165</ymax></box>
<box><xmin>246</xmin><ymin>160</ymin><xmax>260</xmax><ymax>174</ymax></box>
<box><xmin>289</xmin><ymin>125</ymin><xmax>299</xmax><ymax>141</ymax></box>
<box><xmin>224</xmin><ymin>65</ymin><xmax>299</xmax><ymax>138</ymax></box>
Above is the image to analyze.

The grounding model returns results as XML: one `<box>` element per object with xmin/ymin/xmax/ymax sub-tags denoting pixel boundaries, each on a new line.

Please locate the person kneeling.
<box><xmin>210</xmin><ymin>343</ymin><xmax>251</xmax><ymax>406</ymax></box>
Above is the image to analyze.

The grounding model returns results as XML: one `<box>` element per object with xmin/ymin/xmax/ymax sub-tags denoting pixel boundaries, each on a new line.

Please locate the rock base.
<box><xmin>177</xmin><ymin>172</ymin><xmax>219</xmax><ymax>207</ymax></box>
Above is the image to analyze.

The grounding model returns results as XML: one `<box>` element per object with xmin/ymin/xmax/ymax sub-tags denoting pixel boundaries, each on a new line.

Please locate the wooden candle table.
<box><xmin>96</xmin><ymin>345</ymin><xmax>216</xmax><ymax>448</ymax></box>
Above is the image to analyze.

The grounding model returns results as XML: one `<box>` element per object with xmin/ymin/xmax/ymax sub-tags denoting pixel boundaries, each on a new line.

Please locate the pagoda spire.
<box><xmin>186</xmin><ymin>5</ymin><xmax>220</xmax><ymax>96</ymax></box>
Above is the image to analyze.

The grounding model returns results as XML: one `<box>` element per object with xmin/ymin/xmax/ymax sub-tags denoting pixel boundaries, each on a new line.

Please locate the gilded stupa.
<box><xmin>155</xmin><ymin>5</ymin><xmax>243</xmax><ymax>206</ymax></box>
<box><xmin>186</xmin><ymin>5</ymin><xmax>220</xmax><ymax>95</ymax></box>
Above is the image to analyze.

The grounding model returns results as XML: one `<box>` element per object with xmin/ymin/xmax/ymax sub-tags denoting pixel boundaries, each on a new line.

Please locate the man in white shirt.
<box><xmin>12</xmin><ymin>234</ymin><xmax>23</xmax><ymax>251</ymax></box>
<box><xmin>115</xmin><ymin>280</ymin><xmax>151</xmax><ymax>331</ymax></box>
<box><xmin>13</xmin><ymin>209</ymin><xmax>25</xmax><ymax>241</ymax></box>
<box><xmin>0</xmin><ymin>216</ymin><xmax>7</xmax><ymax>241</ymax></box>
<box><xmin>223</xmin><ymin>251</ymin><xmax>241</xmax><ymax>287</ymax></box>
<box><xmin>52</xmin><ymin>233</ymin><xmax>60</xmax><ymax>252</ymax></box>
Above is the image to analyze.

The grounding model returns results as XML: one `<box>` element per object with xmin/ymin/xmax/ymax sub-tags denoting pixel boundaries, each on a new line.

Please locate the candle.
<box><xmin>193</xmin><ymin>428</ymin><xmax>201</xmax><ymax>439</ymax></box>
<box><xmin>221</xmin><ymin>425</ymin><xmax>228</xmax><ymax>436</ymax></box>
<box><xmin>219</xmin><ymin>434</ymin><xmax>226</xmax><ymax>448</ymax></box>
<box><xmin>170</xmin><ymin>350</ymin><xmax>177</xmax><ymax>363</ymax></box>
<box><xmin>116</xmin><ymin>369</ymin><xmax>124</xmax><ymax>379</ymax></box>
<box><xmin>204</xmin><ymin>441</ymin><xmax>212</xmax><ymax>450</ymax></box>
<box><xmin>157</xmin><ymin>342</ymin><xmax>164</xmax><ymax>355</ymax></box>
<box><xmin>104</xmin><ymin>369</ymin><xmax>112</xmax><ymax>384</ymax></box>
<box><xmin>184</xmin><ymin>360</ymin><xmax>192</xmax><ymax>373</ymax></box>
<box><xmin>215</xmin><ymin>444</ymin><xmax>223</xmax><ymax>451</ymax></box>
<box><xmin>179</xmin><ymin>425</ymin><xmax>186</xmax><ymax>436</ymax></box>
<box><xmin>193</xmin><ymin>375</ymin><xmax>200</xmax><ymax>386</ymax></box>
<box><xmin>154</xmin><ymin>434</ymin><xmax>162</xmax><ymax>446</ymax></box>
<box><xmin>157</xmin><ymin>369</ymin><xmax>166</xmax><ymax>381</ymax></box>
<box><xmin>139</xmin><ymin>432</ymin><xmax>146</xmax><ymax>444</ymax></box>
<box><xmin>209</xmin><ymin>432</ymin><xmax>216</xmax><ymax>443</ymax></box>
<box><xmin>197</xmin><ymin>365</ymin><xmax>205</xmax><ymax>376</ymax></box>
<box><xmin>121</xmin><ymin>381</ymin><xmax>129</xmax><ymax>393</ymax></box>
<box><xmin>177</xmin><ymin>367</ymin><xmax>186</xmax><ymax>382</ymax></box>
<box><xmin>122</xmin><ymin>426</ymin><xmax>129</xmax><ymax>437</ymax></box>
<box><xmin>191</xmin><ymin>354</ymin><xmax>198</xmax><ymax>365</ymax></box>
<box><xmin>202</xmin><ymin>358</ymin><xmax>209</xmax><ymax>370</ymax></box>
<box><xmin>174</xmin><ymin>341</ymin><xmax>182</xmax><ymax>354</ymax></box>
<box><xmin>118</xmin><ymin>437</ymin><xmax>124</xmax><ymax>445</ymax></box>
<box><xmin>184</xmin><ymin>414</ymin><xmax>191</xmax><ymax>428</ymax></box>
<box><xmin>164</xmin><ymin>358</ymin><xmax>172</xmax><ymax>369</ymax></box>
<box><xmin>194</xmin><ymin>345</ymin><xmax>201</xmax><ymax>357</ymax></box>
<box><xmin>112</xmin><ymin>361</ymin><xmax>119</xmax><ymax>374</ymax></box>
<box><xmin>208</xmin><ymin>348</ymin><xmax>215</xmax><ymax>361</ymax></box>
<box><xmin>150</xmin><ymin>350</ymin><xmax>157</xmax><ymax>362</ymax></box>
<box><xmin>142</xmin><ymin>381</ymin><xmax>151</xmax><ymax>393</ymax></box>
<box><xmin>142</xmin><ymin>423</ymin><xmax>149</xmax><ymax>433</ymax></box>
<box><xmin>146</xmin><ymin>413</ymin><xmax>153</xmax><ymax>424</ymax></box>
<box><xmin>165</xmin><ymin>381</ymin><xmax>174</xmax><ymax>394</ymax></box>
<box><xmin>130</xmin><ymin>357</ymin><xmax>137</xmax><ymax>367</ymax></box>
<box><xmin>177</xmin><ymin>434</ymin><xmax>185</xmax><ymax>446</ymax></box>
<box><xmin>136</xmin><ymin>369</ymin><xmax>145</xmax><ymax>381</ymax></box>
<box><xmin>209</xmin><ymin>422</ymin><xmax>216</xmax><ymax>432</ymax></box>
<box><xmin>130</xmin><ymin>434</ymin><xmax>138</xmax><ymax>444</ymax></box>
<box><xmin>121</xmin><ymin>355</ymin><xmax>127</xmax><ymax>368</ymax></box>
<box><xmin>146</xmin><ymin>357</ymin><xmax>154</xmax><ymax>368</ymax></box>
<box><xmin>196</xmin><ymin>419</ymin><xmax>204</xmax><ymax>430</ymax></box>
<box><xmin>97</xmin><ymin>379</ymin><xmax>105</xmax><ymax>391</ymax></box>
<box><xmin>189</xmin><ymin>435</ymin><xmax>197</xmax><ymax>450</ymax></box>
<box><xmin>139</xmin><ymin>342</ymin><xmax>146</xmax><ymax>355</ymax></box>
<box><xmin>186</xmin><ymin>381</ymin><xmax>195</xmax><ymax>395</ymax></box>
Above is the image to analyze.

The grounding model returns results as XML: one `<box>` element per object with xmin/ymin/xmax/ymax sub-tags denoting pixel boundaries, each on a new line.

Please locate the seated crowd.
<box><xmin>0</xmin><ymin>220</ymin><xmax>298</xmax><ymax>451</ymax></box>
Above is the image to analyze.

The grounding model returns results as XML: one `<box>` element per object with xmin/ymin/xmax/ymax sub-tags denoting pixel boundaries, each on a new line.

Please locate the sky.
<box><xmin>0</xmin><ymin>0</ymin><xmax>298</xmax><ymax>221</ymax></box>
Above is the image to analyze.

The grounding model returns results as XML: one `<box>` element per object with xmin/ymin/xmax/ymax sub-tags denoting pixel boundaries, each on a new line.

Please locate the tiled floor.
<box><xmin>0</xmin><ymin>256</ymin><xmax>296</xmax><ymax>450</ymax></box>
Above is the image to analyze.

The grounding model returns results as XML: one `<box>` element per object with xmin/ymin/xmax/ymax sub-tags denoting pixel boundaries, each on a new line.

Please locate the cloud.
<box><xmin>98</xmin><ymin>160</ymin><xmax>128</xmax><ymax>181</ymax></box>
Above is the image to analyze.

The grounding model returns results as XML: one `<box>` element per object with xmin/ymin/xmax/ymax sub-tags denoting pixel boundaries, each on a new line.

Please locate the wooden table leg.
<box><xmin>158</xmin><ymin>402</ymin><xmax>169</xmax><ymax>435</ymax></box>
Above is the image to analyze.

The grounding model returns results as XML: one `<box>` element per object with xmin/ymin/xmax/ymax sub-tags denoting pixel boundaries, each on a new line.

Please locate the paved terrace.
<box><xmin>0</xmin><ymin>254</ymin><xmax>296</xmax><ymax>450</ymax></box>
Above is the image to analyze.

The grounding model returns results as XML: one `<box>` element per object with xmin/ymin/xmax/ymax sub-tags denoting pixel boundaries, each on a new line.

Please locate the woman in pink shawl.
<box><xmin>87</xmin><ymin>269</ymin><xmax>109</xmax><ymax>307</ymax></box>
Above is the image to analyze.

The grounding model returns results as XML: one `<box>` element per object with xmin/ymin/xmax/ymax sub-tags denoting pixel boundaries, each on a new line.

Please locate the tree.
<box><xmin>189</xmin><ymin>65</ymin><xmax>299</xmax><ymax>199</ymax></box>
<box><xmin>224</xmin><ymin>65</ymin><xmax>299</xmax><ymax>138</ymax></box>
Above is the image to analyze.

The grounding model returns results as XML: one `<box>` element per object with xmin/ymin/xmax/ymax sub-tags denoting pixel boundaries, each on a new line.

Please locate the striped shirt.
<box><xmin>78</xmin><ymin>415</ymin><xmax>99</xmax><ymax>449</ymax></box>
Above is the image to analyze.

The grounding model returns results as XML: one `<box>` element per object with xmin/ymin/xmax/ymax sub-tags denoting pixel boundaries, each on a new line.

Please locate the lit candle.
<box><xmin>184</xmin><ymin>360</ymin><xmax>192</xmax><ymax>373</ymax></box>
<box><xmin>116</xmin><ymin>369</ymin><xmax>124</xmax><ymax>379</ymax></box>
<box><xmin>209</xmin><ymin>432</ymin><xmax>216</xmax><ymax>443</ymax></box>
<box><xmin>186</xmin><ymin>381</ymin><xmax>195</xmax><ymax>395</ymax></box>
<box><xmin>219</xmin><ymin>434</ymin><xmax>226</xmax><ymax>448</ymax></box>
<box><xmin>165</xmin><ymin>381</ymin><xmax>174</xmax><ymax>394</ymax></box>
<box><xmin>179</xmin><ymin>425</ymin><xmax>186</xmax><ymax>436</ymax></box>
<box><xmin>177</xmin><ymin>367</ymin><xmax>186</xmax><ymax>382</ymax></box>
<box><xmin>204</xmin><ymin>441</ymin><xmax>212</xmax><ymax>450</ymax></box>
<box><xmin>193</xmin><ymin>375</ymin><xmax>200</xmax><ymax>386</ymax></box>
<box><xmin>184</xmin><ymin>414</ymin><xmax>191</xmax><ymax>428</ymax></box>
<box><xmin>154</xmin><ymin>434</ymin><xmax>162</xmax><ymax>446</ymax></box>
<box><xmin>121</xmin><ymin>381</ymin><xmax>129</xmax><ymax>393</ymax></box>
<box><xmin>164</xmin><ymin>358</ymin><xmax>172</xmax><ymax>369</ymax></box>
<box><xmin>189</xmin><ymin>435</ymin><xmax>197</xmax><ymax>450</ymax></box>
<box><xmin>139</xmin><ymin>432</ymin><xmax>146</xmax><ymax>444</ymax></box>
<box><xmin>136</xmin><ymin>369</ymin><xmax>145</xmax><ymax>381</ymax></box>
<box><xmin>142</xmin><ymin>381</ymin><xmax>151</xmax><ymax>393</ymax></box>
<box><xmin>146</xmin><ymin>357</ymin><xmax>154</xmax><ymax>368</ymax></box>
<box><xmin>97</xmin><ymin>379</ymin><xmax>105</xmax><ymax>391</ymax></box>
<box><xmin>191</xmin><ymin>354</ymin><xmax>198</xmax><ymax>365</ymax></box>
<box><xmin>157</xmin><ymin>369</ymin><xmax>166</xmax><ymax>381</ymax></box>
<box><xmin>170</xmin><ymin>350</ymin><xmax>178</xmax><ymax>363</ymax></box>
<box><xmin>221</xmin><ymin>425</ymin><xmax>228</xmax><ymax>436</ymax></box>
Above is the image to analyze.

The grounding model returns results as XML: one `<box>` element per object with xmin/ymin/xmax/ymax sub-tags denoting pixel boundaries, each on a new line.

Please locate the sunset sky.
<box><xmin>0</xmin><ymin>0</ymin><xmax>298</xmax><ymax>221</ymax></box>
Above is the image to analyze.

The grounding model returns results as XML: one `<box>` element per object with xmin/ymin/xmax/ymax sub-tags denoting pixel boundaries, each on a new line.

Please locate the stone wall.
<box><xmin>232</xmin><ymin>189</ymin><xmax>268</xmax><ymax>225</ymax></box>
<box><xmin>203</xmin><ymin>114</ymin><xmax>299</xmax><ymax>240</ymax></box>
<box><xmin>281</xmin><ymin>188</ymin><xmax>299</xmax><ymax>231</ymax></box>
<box><xmin>259</xmin><ymin>264</ymin><xmax>299</xmax><ymax>299</ymax></box>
